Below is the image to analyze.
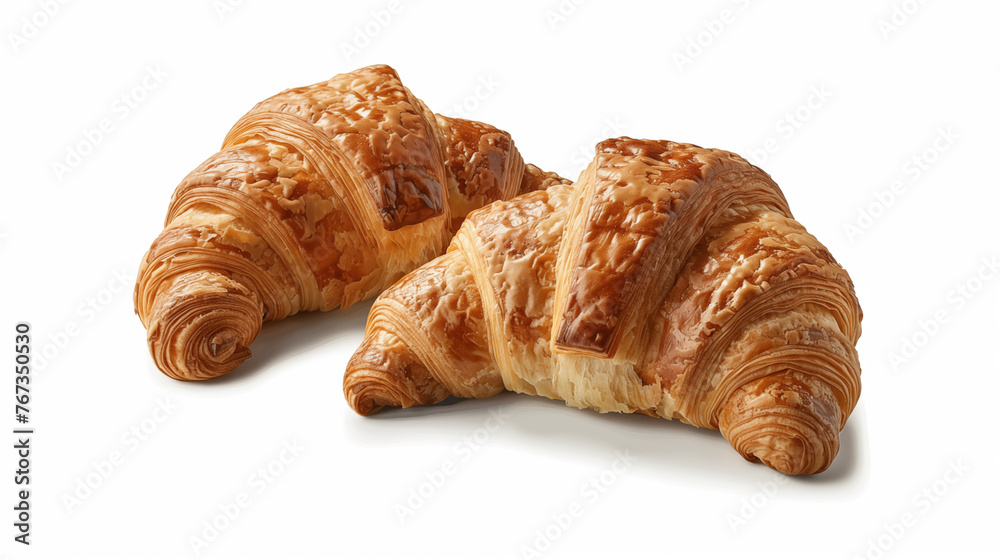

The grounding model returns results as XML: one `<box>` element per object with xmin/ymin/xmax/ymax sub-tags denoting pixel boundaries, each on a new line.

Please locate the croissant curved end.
<box><xmin>344</xmin><ymin>331</ymin><xmax>451</xmax><ymax>415</ymax></box>
<box><xmin>718</xmin><ymin>374</ymin><xmax>842</xmax><ymax>476</ymax></box>
<box><xmin>144</xmin><ymin>272</ymin><xmax>263</xmax><ymax>381</ymax></box>
<box><xmin>343</xmin><ymin>366</ymin><xmax>401</xmax><ymax>416</ymax></box>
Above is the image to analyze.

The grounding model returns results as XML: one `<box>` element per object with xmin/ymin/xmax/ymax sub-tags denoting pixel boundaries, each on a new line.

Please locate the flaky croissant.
<box><xmin>135</xmin><ymin>64</ymin><xmax>567</xmax><ymax>381</ymax></box>
<box><xmin>344</xmin><ymin>138</ymin><xmax>862</xmax><ymax>475</ymax></box>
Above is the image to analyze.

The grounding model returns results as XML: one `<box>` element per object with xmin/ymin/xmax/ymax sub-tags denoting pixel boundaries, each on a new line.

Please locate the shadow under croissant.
<box><xmin>344</xmin><ymin>391</ymin><xmax>867</xmax><ymax>490</ymax></box>
<box><xmin>194</xmin><ymin>299</ymin><xmax>375</xmax><ymax>385</ymax></box>
<box><xmin>344</xmin><ymin>336</ymin><xmax>857</xmax><ymax>477</ymax></box>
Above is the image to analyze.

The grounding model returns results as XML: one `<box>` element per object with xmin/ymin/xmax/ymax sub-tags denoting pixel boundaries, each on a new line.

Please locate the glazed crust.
<box><xmin>344</xmin><ymin>138</ymin><xmax>862</xmax><ymax>476</ymax></box>
<box><xmin>135</xmin><ymin>65</ymin><xmax>558</xmax><ymax>381</ymax></box>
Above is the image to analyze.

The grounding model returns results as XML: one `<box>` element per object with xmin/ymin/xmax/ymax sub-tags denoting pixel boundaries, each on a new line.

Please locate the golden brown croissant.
<box><xmin>344</xmin><ymin>137</ymin><xmax>862</xmax><ymax>476</ymax></box>
<box><xmin>135</xmin><ymin>64</ymin><xmax>567</xmax><ymax>381</ymax></box>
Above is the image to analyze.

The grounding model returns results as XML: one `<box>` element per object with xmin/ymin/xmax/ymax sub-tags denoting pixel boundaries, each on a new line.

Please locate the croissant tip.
<box><xmin>208</xmin><ymin>329</ymin><xmax>240</xmax><ymax>360</ymax></box>
<box><xmin>738</xmin><ymin>434</ymin><xmax>832</xmax><ymax>476</ymax></box>
<box><xmin>351</xmin><ymin>396</ymin><xmax>383</xmax><ymax>416</ymax></box>
<box><xmin>344</xmin><ymin>378</ymin><xmax>391</xmax><ymax>416</ymax></box>
<box><xmin>145</xmin><ymin>274</ymin><xmax>263</xmax><ymax>382</ymax></box>
<box><xmin>719</xmin><ymin>375</ymin><xmax>843</xmax><ymax>476</ymax></box>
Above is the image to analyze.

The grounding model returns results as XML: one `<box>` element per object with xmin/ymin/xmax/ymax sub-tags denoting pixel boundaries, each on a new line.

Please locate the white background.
<box><xmin>2</xmin><ymin>1</ymin><xmax>998</xmax><ymax>558</ymax></box>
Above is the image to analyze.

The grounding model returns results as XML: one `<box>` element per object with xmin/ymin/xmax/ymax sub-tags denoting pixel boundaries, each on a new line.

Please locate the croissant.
<box><xmin>135</xmin><ymin>64</ymin><xmax>567</xmax><ymax>381</ymax></box>
<box><xmin>344</xmin><ymin>137</ymin><xmax>862</xmax><ymax>475</ymax></box>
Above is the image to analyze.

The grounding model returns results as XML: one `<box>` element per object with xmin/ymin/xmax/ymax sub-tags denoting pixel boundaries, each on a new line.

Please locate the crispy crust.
<box><xmin>344</xmin><ymin>137</ymin><xmax>862</xmax><ymax>475</ymax></box>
